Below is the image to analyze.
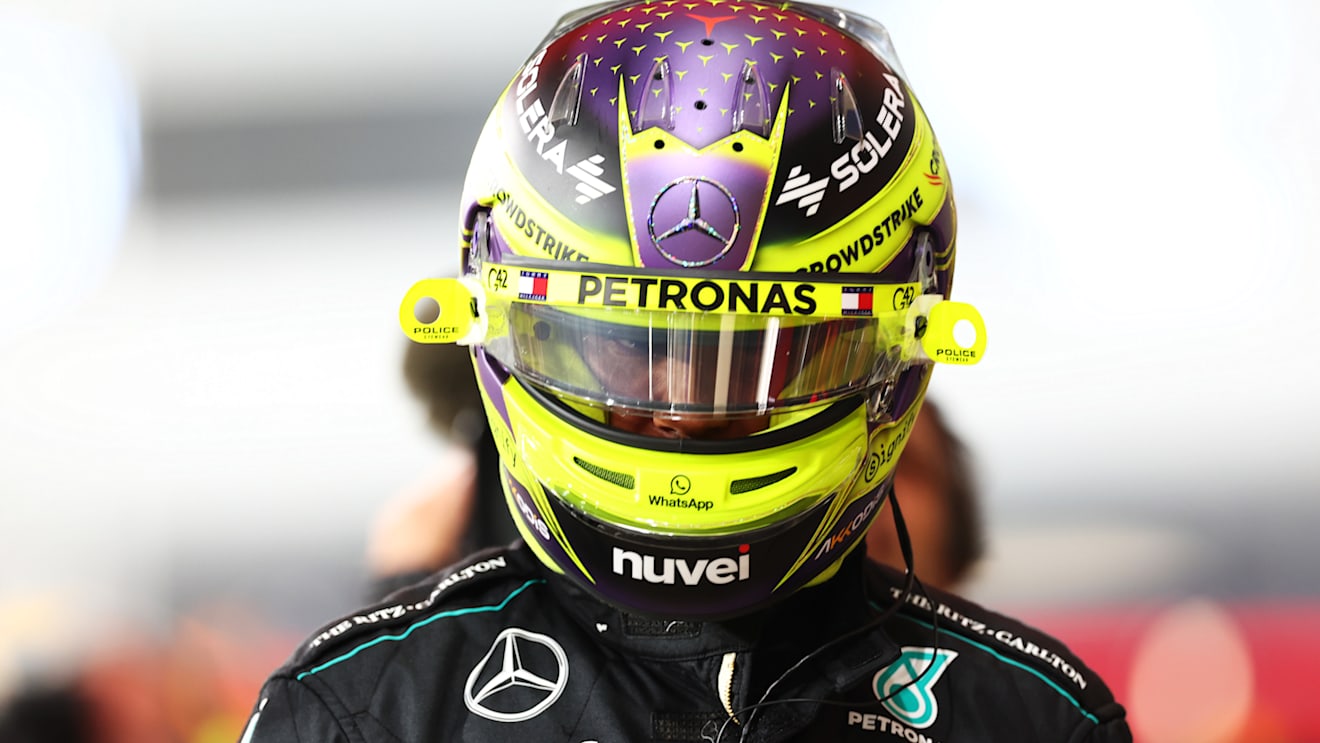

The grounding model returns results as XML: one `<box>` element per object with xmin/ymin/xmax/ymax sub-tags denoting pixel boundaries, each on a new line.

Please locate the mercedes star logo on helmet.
<box><xmin>647</xmin><ymin>176</ymin><xmax>741</xmax><ymax>267</ymax></box>
<box><xmin>464</xmin><ymin>627</ymin><xmax>569</xmax><ymax>723</ymax></box>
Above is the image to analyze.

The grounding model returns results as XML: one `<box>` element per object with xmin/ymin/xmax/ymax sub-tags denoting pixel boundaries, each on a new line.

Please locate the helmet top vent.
<box><xmin>549</xmin><ymin>52</ymin><xmax>589</xmax><ymax>128</ymax></box>
<box><xmin>634</xmin><ymin>56</ymin><xmax>676</xmax><ymax>132</ymax></box>
<box><xmin>830</xmin><ymin>68</ymin><xmax>863</xmax><ymax>145</ymax></box>
<box><xmin>730</xmin><ymin>59</ymin><xmax>770</xmax><ymax>136</ymax></box>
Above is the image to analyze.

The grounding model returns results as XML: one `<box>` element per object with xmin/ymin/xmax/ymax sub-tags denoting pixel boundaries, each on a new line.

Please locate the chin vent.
<box><xmin>730</xmin><ymin>467</ymin><xmax>797</xmax><ymax>494</ymax></box>
<box><xmin>573</xmin><ymin>457</ymin><xmax>636</xmax><ymax>489</ymax></box>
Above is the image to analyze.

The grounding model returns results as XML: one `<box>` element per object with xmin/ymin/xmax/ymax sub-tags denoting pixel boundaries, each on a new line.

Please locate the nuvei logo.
<box><xmin>612</xmin><ymin>544</ymin><xmax>750</xmax><ymax>585</ymax></box>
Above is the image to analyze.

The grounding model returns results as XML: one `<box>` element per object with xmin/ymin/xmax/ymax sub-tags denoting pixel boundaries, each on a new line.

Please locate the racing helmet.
<box><xmin>401</xmin><ymin>0</ymin><xmax>985</xmax><ymax>620</ymax></box>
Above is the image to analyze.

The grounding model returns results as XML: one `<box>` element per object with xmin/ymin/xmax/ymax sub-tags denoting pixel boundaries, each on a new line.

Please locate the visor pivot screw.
<box><xmin>414</xmin><ymin>297</ymin><xmax>441</xmax><ymax>324</ymax></box>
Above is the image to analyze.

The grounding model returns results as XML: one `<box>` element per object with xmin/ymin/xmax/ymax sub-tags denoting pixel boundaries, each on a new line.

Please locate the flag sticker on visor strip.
<box><xmin>841</xmin><ymin>287</ymin><xmax>874</xmax><ymax>317</ymax></box>
<box><xmin>519</xmin><ymin>270</ymin><xmax>550</xmax><ymax>301</ymax></box>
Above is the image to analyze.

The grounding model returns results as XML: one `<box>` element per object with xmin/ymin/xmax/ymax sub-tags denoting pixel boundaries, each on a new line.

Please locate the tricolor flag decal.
<box><xmin>841</xmin><ymin>286</ymin><xmax>874</xmax><ymax>316</ymax></box>
<box><xmin>518</xmin><ymin>271</ymin><xmax>550</xmax><ymax>301</ymax></box>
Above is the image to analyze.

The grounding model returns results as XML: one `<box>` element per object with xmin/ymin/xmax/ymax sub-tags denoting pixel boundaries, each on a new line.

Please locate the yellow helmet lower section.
<box><xmin>477</xmin><ymin>349</ymin><xmax>928</xmax><ymax>619</ymax></box>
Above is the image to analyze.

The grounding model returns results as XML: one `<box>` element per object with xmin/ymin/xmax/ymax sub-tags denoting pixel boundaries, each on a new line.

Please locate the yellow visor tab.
<box><xmin>400</xmin><ymin>276</ymin><xmax>484</xmax><ymax>345</ymax></box>
<box><xmin>911</xmin><ymin>295</ymin><xmax>986</xmax><ymax>365</ymax></box>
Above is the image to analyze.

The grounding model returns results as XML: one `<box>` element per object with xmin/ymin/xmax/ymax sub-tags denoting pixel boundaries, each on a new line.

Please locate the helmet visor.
<box><xmin>399</xmin><ymin>262</ymin><xmax>986</xmax><ymax>417</ymax></box>
<box><xmin>491</xmin><ymin>304</ymin><xmax>901</xmax><ymax>417</ymax></box>
<box><xmin>476</xmin><ymin>264</ymin><xmax>923</xmax><ymax>418</ymax></box>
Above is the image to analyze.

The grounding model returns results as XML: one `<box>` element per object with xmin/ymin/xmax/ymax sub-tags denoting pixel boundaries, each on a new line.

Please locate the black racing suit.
<box><xmin>242</xmin><ymin>543</ymin><xmax>1130</xmax><ymax>742</ymax></box>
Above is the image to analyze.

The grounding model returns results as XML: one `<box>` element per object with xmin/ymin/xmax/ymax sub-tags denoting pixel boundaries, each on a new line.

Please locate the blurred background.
<box><xmin>1</xmin><ymin>0</ymin><xmax>1317</xmax><ymax>741</ymax></box>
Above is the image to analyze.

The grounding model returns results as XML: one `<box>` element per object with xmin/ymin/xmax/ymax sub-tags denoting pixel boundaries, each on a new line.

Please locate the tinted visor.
<box><xmin>488</xmin><ymin>303</ymin><xmax>905</xmax><ymax>417</ymax></box>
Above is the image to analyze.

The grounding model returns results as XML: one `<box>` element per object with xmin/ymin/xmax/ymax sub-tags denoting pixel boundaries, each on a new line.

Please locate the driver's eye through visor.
<box><xmin>399</xmin><ymin>261</ymin><xmax>986</xmax><ymax>417</ymax></box>
<box><xmin>507</xmin><ymin>305</ymin><xmax>890</xmax><ymax>416</ymax></box>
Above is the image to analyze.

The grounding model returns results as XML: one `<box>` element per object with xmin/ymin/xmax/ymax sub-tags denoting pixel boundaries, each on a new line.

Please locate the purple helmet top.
<box><xmin>497</xmin><ymin>1</ymin><xmax>920</xmax><ymax>269</ymax></box>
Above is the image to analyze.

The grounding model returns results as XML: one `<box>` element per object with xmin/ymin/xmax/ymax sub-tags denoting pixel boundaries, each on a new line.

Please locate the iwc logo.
<box><xmin>647</xmin><ymin>176</ymin><xmax>740</xmax><ymax>267</ymax></box>
<box><xmin>464</xmin><ymin>627</ymin><xmax>569</xmax><ymax>723</ymax></box>
<box><xmin>874</xmin><ymin>646</ymin><xmax>958</xmax><ymax>728</ymax></box>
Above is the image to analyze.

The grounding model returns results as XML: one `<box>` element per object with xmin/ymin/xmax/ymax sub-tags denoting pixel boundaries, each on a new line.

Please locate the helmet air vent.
<box><xmin>573</xmin><ymin>456</ymin><xmax>637</xmax><ymax>489</ymax></box>
<box><xmin>913</xmin><ymin>231</ymin><xmax>939</xmax><ymax>294</ymax></box>
<box><xmin>548</xmin><ymin>53</ymin><xmax>589</xmax><ymax>127</ymax></box>
<box><xmin>830</xmin><ymin>68</ymin><xmax>863</xmax><ymax>145</ymax></box>
<box><xmin>729</xmin><ymin>60</ymin><xmax>770</xmax><ymax>137</ymax></box>
<box><xmin>730</xmin><ymin>467</ymin><xmax>797</xmax><ymax>494</ymax></box>
<box><xmin>635</xmin><ymin>57</ymin><xmax>675</xmax><ymax>131</ymax></box>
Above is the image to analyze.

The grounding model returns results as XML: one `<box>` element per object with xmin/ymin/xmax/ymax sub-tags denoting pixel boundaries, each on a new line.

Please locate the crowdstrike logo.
<box><xmin>612</xmin><ymin>545</ymin><xmax>750</xmax><ymax>585</ymax></box>
<box><xmin>464</xmin><ymin>628</ymin><xmax>569</xmax><ymax>723</ymax></box>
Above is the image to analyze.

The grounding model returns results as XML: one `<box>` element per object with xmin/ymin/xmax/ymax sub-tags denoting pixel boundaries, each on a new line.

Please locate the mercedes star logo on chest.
<box><xmin>464</xmin><ymin>627</ymin><xmax>570</xmax><ymax>723</ymax></box>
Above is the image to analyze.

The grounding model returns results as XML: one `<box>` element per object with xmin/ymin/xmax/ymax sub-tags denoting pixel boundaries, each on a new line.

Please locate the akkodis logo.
<box><xmin>612</xmin><ymin>544</ymin><xmax>750</xmax><ymax>586</ymax></box>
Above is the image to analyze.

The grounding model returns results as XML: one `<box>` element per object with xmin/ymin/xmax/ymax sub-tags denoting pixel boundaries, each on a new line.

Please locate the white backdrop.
<box><xmin>1</xmin><ymin>0</ymin><xmax>1317</xmax><ymax>685</ymax></box>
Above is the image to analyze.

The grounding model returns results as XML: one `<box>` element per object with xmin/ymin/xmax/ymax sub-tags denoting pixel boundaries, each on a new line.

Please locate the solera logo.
<box><xmin>612</xmin><ymin>545</ymin><xmax>750</xmax><ymax>585</ymax></box>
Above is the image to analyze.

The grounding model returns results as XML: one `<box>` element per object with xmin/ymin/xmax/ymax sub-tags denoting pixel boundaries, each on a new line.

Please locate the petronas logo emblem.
<box><xmin>873</xmin><ymin>647</ymin><xmax>958</xmax><ymax>729</ymax></box>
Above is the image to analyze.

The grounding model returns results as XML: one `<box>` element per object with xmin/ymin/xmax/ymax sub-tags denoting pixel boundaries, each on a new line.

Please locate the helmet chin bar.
<box><xmin>484</xmin><ymin>361</ymin><xmax>929</xmax><ymax>619</ymax></box>
<box><xmin>526</xmin><ymin>476</ymin><xmax>884</xmax><ymax>621</ymax></box>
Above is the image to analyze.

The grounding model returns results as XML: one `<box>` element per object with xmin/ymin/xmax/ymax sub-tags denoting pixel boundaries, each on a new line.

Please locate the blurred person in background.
<box><xmin>365</xmin><ymin>342</ymin><xmax>517</xmax><ymax>598</ymax></box>
<box><xmin>0</xmin><ymin>607</ymin><xmax>291</xmax><ymax>743</ymax></box>
<box><xmin>370</xmin><ymin>343</ymin><xmax>984</xmax><ymax>596</ymax></box>
<box><xmin>242</xmin><ymin>3</ymin><xmax>1128</xmax><ymax>741</ymax></box>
